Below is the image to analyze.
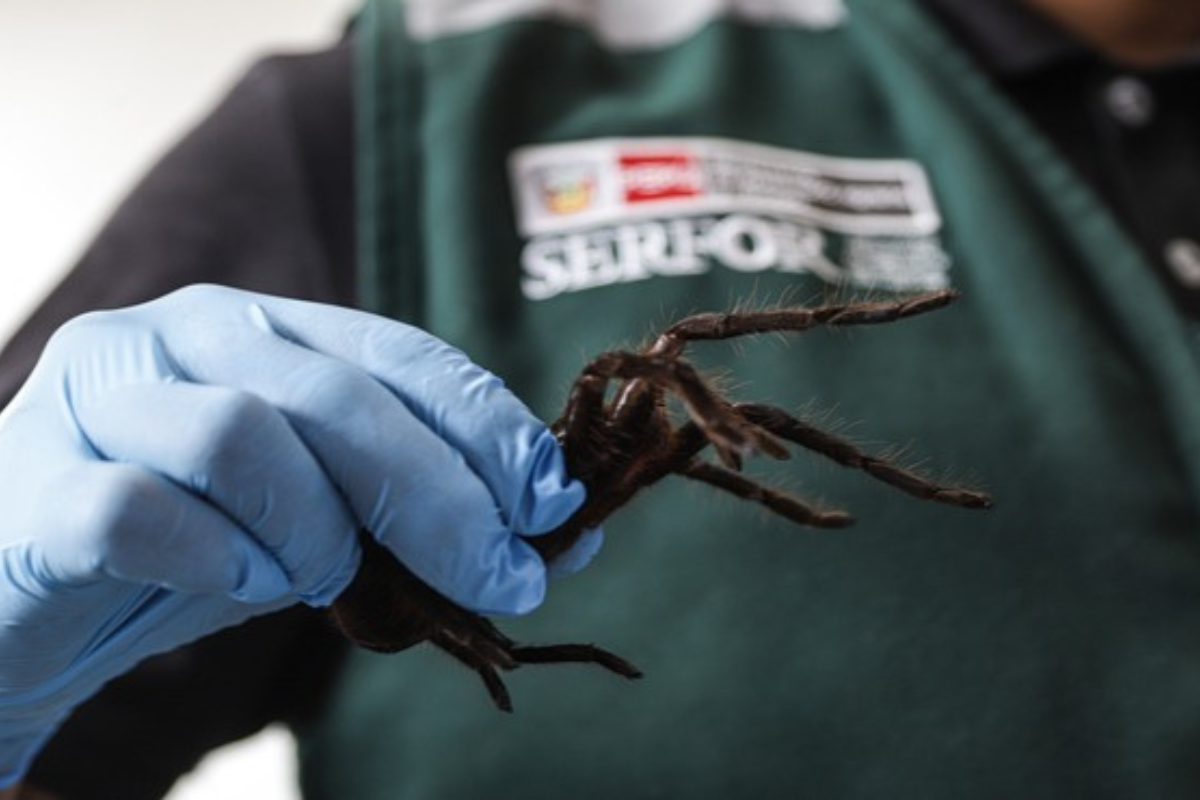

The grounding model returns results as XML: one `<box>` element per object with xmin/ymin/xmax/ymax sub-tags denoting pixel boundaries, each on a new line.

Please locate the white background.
<box><xmin>0</xmin><ymin>2</ymin><xmax>358</xmax><ymax>797</ymax></box>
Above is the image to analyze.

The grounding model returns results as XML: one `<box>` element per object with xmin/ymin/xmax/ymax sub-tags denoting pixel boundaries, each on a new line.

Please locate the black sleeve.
<box><xmin>30</xmin><ymin>610</ymin><xmax>350</xmax><ymax>800</ymax></box>
<box><xmin>4</xmin><ymin>42</ymin><xmax>359</xmax><ymax>800</ymax></box>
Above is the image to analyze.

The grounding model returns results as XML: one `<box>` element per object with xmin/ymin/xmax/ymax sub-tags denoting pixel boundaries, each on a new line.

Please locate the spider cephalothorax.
<box><xmin>330</xmin><ymin>289</ymin><xmax>991</xmax><ymax>711</ymax></box>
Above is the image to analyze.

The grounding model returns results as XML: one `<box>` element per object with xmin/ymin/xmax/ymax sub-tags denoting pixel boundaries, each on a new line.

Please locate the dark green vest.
<box><xmin>302</xmin><ymin>1</ymin><xmax>1200</xmax><ymax>797</ymax></box>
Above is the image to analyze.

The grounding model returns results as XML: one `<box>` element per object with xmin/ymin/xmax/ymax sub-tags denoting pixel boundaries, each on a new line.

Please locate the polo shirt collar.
<box><xmin>924</xmin><ymin>0</ymin><xmax>1200</xmax><ymax>74</ymax></box>
<box><xmin>922</xmin><ymin>0</ymin><xmax>1085</xmax><ymax>76</ymax></box>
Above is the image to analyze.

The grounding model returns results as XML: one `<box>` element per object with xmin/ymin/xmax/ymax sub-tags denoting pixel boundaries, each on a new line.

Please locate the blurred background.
<box><xmin>0</xmin><ymin>1</ymin><xmax>359</xmax><ymax>796</ymax></box>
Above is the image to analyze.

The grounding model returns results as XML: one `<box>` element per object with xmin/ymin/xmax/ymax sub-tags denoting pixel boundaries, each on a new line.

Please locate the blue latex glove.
<box><xmin>0</xmin><ymin>285</ymin><xmax>591</xmax><ymax>784</ymax></box>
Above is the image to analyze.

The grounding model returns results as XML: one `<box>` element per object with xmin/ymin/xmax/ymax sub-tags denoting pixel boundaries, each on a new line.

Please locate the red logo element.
<box><xmin>619</xmin><ymin>152</ymin><xmax>704</xmax><ymax>204</ymax></box>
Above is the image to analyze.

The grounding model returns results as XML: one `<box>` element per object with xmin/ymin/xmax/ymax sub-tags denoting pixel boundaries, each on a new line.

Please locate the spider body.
<box><xmin>330</xmin><ymin>289</ymin><xmax>992</xmax><ymax>711</ymax></box>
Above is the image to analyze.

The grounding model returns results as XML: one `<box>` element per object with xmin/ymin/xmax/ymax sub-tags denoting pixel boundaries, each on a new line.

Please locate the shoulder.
<box><xmin>237</xmin><ymin>42</ymin><xmax>356</xmax><ymax>288</ymax></box>
<box><xmin>243</xmin><ymin>39</ymin><xmax>353</xmax><ymax>124</ymax></box>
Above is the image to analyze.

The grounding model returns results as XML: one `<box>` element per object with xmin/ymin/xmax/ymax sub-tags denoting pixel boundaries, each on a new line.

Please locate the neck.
<box><xmin>1024</xmin><ymin>0</ymin><xmax>1200</xmax><ymax>66</ymax></box>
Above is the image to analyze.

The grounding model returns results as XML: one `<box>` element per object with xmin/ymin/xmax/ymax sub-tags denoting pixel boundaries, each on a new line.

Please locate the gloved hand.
<box><xmin>0</xmin><ymin>284</ymin><xmax>590</xmax><ymax>785</ymax></box>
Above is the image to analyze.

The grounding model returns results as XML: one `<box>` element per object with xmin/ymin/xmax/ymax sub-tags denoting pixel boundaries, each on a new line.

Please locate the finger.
<box><xmin>72</xmin><ymin>381</ymin><xmax>362</xmax><ymax>605</ymax></box>
<box><xmin>156</xmin><ymin>287</ymin><xmax>585</xmax><ymax>534</ymax></box>
<box><xmin>34</xmin><ymin>459</ymin><xmax>292</xmax><ymax>603</ymax></box>
<box><xmin>544</xmin><ymin>527</ymin><xmax>605</xmax><ymax>579</ymax></box>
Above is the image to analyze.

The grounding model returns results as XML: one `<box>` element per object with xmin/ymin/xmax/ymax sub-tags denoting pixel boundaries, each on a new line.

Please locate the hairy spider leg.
<box><xmin>649</xmin><ymin>417</ymin><xmax>853</xmax><ymax>527</ymax></box>
<box><xmin>511</xmin><ymin>644</ymin><xmax>643</xmax><ymax>678</ymax></box>
<box><xmin>682</xmin><ymin>459</ymin><xmax>855</xmax><ymax>527</ymax></box>
<box><xmin>648</xmin><ymin>289</ymin><xmax>960</xmax><ymax>359</ymax></box>
<box><xmin>657</xmin><ymin>399</ymin><xmax>991</xmax><ymax>526</ymax></box>
<box><xmin>443</xmin><ymin>637</ymin><xmax>646</xmax><ymax>714</ymax></box>
<box><xmin>552</xmin><ymin>373</ymin><xmax>612</xmax><ymax>482</ymax></box>
<box><xmin>736</xmin><ymin>403</ymin><xmax>993</xmax><ymax>509</ymax></box>
<box><xmin>428</xmin><ymin>628</ymin><xmax>519</xmax><ymax>712</ymax></box>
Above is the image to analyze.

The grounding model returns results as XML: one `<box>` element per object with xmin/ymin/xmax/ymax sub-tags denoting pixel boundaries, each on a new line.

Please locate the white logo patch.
<box><xmin>509</xmin><ymin>137</ymin><xmax>951</xmax><ymax>300</ymax></box>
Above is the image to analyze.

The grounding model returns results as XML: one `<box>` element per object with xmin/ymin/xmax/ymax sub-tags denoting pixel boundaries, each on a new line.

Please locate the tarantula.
<box><xmin>330</xmin><ymin>289</ymin><xmax>992</xmax><ymax>711</ymax></box>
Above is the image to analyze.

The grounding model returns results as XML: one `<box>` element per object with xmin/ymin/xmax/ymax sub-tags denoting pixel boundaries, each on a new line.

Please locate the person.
<box><xmin>2</xmin><ymin>0</ymin><xmax>1200</xmax><ymax>797</ymax></box>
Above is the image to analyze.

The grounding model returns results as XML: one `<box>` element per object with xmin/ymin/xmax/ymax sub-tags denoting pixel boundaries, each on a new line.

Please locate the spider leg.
<box><xmin>737</xmin><ymin>403</ymin><xmax>992</xmax><ymax>508</ymax></box>
<box><xmin>430</xmin><ymin>629</ymin><xmax>518</xmax><ymax>713</ymax></box>
<box><xmin>659</xmin><ymin>419</ymin><xmax>851</xmax><ymax>527</ymax></box>
<box><xmin>510</xmin><ymin>643</ymin><xmax>644</xmax><ymax>679</ymax></box>
<box><xmin>682</xmin><ymin>459</ymin><xmax>854</xmax><ymax>528</ymax></box>
<box><xmin>552</xmin><ymin>371</ymin><xmax>614</xmax><ymax>482</ymax></box>
<box><xmin>649</xmin><ymin>290</ymin><xmax>958</xmax><ymax>358</ymax></box>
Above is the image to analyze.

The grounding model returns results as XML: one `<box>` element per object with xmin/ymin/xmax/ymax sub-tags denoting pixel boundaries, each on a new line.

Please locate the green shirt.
<box><xmin>301</xmin><ymin>1</ymin><xmax>1200</xmax><ymax>797</ymax></box>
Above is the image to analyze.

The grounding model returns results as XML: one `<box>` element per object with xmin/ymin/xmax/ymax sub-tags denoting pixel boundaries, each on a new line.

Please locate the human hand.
<box><xmin>0</xmin><ymin>285</ymin><xmax>587</xmax><ymax>784</ymax></box>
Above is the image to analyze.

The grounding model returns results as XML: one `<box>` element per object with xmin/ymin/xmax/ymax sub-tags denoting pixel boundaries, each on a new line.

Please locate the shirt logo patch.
<box><xmin>510</xmin><ymin>137</ymin><xmax>951</xmax><ymax>301</ymax></box>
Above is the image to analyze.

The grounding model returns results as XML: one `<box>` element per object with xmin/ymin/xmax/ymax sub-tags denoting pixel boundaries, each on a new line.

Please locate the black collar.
<box><xmin>925</xmin><ymin>0</ymin><xmax>1200</xmax><ymax>75</ymax></box>
<box><xmin>923</xmin><ymin>0</ymin><xmax>1087</xmax><ymax>76</ymax></box>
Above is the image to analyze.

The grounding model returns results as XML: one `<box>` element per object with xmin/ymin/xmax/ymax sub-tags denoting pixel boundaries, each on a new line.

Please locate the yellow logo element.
<box><xmin>537</xmin><ymin>165</ymin><xmax>597</xmax><ymax>215</ymax></box>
